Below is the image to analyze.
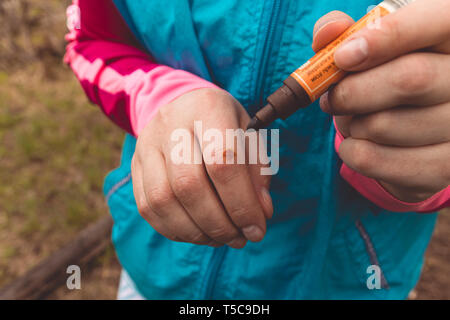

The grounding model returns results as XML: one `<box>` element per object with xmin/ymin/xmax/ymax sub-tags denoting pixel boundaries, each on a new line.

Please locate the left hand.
<box><xmin>313</xmin><ymin>0</ymin><xmax>450</xmax><ymax>203</ymax></box>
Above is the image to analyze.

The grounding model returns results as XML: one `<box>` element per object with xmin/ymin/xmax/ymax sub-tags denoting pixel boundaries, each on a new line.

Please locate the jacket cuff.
<box><xmin>334</xmin><ymin>119</ymin><xmax>450</xmax><ymax>213</ymax></box>
<box><xmin>131</xmin><ymin>67</ymin><xmax>219</xmax><ymax>136</ymax></box>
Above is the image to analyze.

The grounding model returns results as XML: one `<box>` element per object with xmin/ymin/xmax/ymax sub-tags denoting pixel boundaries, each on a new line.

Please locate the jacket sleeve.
<box><xmin>334</xmin><ymin>120</ymin><xmax>450</xmax><ymax>213</ymax></box>
<box><xmin>64</xmin><ymin>0</ymin><xmax>217</xmax><ymax>136</ymax></box>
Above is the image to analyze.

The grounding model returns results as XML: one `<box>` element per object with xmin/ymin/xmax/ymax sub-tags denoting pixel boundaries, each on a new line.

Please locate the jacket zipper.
<box><xmin>202</xmin><ymin>0</ymin><xmax>282</xmax><ymax>299</ymax></box>
<box><xmin>203</xmin><ymin>246</ymin><xmax>227</xmax><ymax>299</ymax></box>
<box><xmin>254</xmin><ymin>0</ymin><xmax>281</xmax><ymax>106</ymax></box>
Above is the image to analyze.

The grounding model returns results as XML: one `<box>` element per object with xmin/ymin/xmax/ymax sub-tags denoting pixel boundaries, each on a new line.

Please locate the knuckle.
<box><xmin>364</xmin><ymin>112</ymin><xmax>390</xmax><ymax>141</ymax></box>
<box><xmin>171</xmin><ymin>174</ymin><xmax>202</xmax><ymax>202</ymax></box>
<box><xmin>329</xmin><ymin>83</ymin><xmax>351</xmax><ymax>113</ymax></box>
<box><xmin>208</xmin><ymin>161</ymin><xmax>240</xmax><ymax>184</ymax></box>
<box><xmin>146</xmin><ymin>185</ymin><xmax>175</xmax><ymax>213</ymax></box>
<box><xmin>394</xmin><ymin>55</ymin><xmax>434</xmax><ymax>98</ymax></box>
<box><xmin>228</xmin><ymin>205</ymin><xmax>255</xmax><ymax>226</ymax></box>
<box><xmin>348</xmin><ymin>141</ymin><xmax>375</xmax><ymax>174</ymax></box>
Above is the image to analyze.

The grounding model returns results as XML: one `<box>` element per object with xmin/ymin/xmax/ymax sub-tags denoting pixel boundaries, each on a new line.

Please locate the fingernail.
<box><xmin>242</xmin><ymin>225</ymin><xmax>264</xmax><ymax>242</ymax></box>
<box><xmin>227</xmin><ymin>237</ymin><xmax>247</xmax><ymax>249</ymax></box>
<box><xmin>320</xmin><ymin>91</ymin><xmax>331</xmax><ymax>113</ymax></box>
<box><xmin>335</xmin><ymin>37</ymin><xmax>368</xmax><ymax>69</ymax></box>
<box><xmin>313</xmin><ymin>21</ymin><xmax>329</xmax><ymax>38</ymax></box>
<box><xmin>260</xmin><ymin>188</ymin><xmax>273</xmax><ymax>219</ymax></box>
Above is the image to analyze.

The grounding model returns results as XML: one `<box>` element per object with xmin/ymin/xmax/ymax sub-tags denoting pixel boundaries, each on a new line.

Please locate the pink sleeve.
<box><xmin>64</xmin><ymin>0</ymin><xmax>217</xmax><ymax>136</ymax></box>
<box><xmin>334</xmin><ymin>120</ymin><xmax>450</xmax><ymax>213</ymax></box>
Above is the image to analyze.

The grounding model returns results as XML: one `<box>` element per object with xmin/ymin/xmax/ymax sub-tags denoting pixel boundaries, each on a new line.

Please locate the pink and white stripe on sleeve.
<box><xmin>64</xmin><ymin>0</ymin><xmax>217</xmax><ymax>136</ymax></box>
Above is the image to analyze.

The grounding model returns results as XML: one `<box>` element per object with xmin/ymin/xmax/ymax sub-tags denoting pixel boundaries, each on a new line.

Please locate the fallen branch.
<box><xmin>0</xmin><ymin>215</ymin><xmax>113</xmax><ymax>300</ymax></box>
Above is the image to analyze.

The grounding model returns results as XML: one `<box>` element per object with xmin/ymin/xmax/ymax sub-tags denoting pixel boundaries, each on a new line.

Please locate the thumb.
<box><xmin>312</xmin><ymin>11</ymin><xmax>355</xmax><ymax>53</ymax></box>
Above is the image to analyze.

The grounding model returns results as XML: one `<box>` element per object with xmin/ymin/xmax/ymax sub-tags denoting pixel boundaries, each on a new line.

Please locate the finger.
<box><xmin>335</xmin><ymin>115</ymin><xmax>353</xmax><ymax>138</ymax></box>
<box><xmin>321</xmin><ymin>53</ymin><xmax>450</xmax><ymax>115</ymax></box>
<box><xmin>140</xmin><ymin>146</ymin><xmax>219</xmax><ymax>246</ymax></box>
<box><xmin>200</xmin><ymin>104</ymin><xmax>267</xmax><ymax>243</ymax></box>
<box><xmin>349</xmin><ymin>103</ymin><xmax>450</xmax><ymax>147</ymax></box>
<box><xmin>334</xmin><ymin>0</ymin><xmax>450</xmax><ymax>71</ymax></box>
<box><xmin>163</xmin><ymin>134</ymin><xmax>248</xmax><ymax>249</ymax></box>
<box><xmin>312</xmin><ymin>11</ymin><xmax>355</xmax><ymax>52</ymax></box>
<box><xmin>338</xmin><ymin>138</ymin><xmax>450</xmax><ymax>193</ymax></box>
<box><xmin>131</xmin><ymin>155</ymin><xmax>180</xmax><ymax>242</ymax></box>
<box><xmin>204</xmin><ymin>154</ymin><xmax>267</xmax><ymax>243</ymax></box>
<box><xmin>246</xmin><ymin>129</ymin><xmax>274</xmax><ymax>219</ymax></box>
<box><xmin>249</xmin><ymin>165</ymin><xmax>273</xmax><ymax>219</ymax></box>
<box><xmin>238</xmin><ymin>107</ymin><xmax>273</xmax><ymax>219</ymax></box>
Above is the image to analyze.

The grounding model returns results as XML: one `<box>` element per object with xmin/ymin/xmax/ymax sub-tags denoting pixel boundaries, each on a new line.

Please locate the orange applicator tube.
<box><xmin>247</xmin><ymin>0</ymin><xmax>415</xmax><ymax>130</ymax></box>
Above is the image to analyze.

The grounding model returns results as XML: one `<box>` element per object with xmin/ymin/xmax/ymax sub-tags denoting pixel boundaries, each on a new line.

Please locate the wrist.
<box><xmin>131</xmin><ymin>67</ymin><xmax>218</xmax><ymax>136</ymax></box>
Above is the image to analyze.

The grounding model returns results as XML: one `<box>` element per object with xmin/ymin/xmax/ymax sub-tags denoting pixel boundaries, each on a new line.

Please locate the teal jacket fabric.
<box><xmin>104</xmin><ymin>0</ymin><xmax>437</xmax><ymax>299</ymax></box>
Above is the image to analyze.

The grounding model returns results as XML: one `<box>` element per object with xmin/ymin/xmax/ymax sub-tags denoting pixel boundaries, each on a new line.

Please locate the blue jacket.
<box><xmin>104</xmin><ymin>0</ymin><xmax>437</xmax><ymax>299</ymax></box>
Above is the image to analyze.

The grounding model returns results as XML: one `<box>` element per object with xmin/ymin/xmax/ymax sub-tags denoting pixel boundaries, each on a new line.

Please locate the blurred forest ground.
<box><xmin>0</xmin><ymin>0</ymin><xmax>448</xmax><ymax>299</ymax></box>
<box><xmin>0</xmin><ymin>0</ymin><xmax>122</xmax><ymax>299</ymax></box>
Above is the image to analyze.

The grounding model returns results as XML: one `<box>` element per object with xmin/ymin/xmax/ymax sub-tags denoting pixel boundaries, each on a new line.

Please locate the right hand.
<box><xmin>131</xmin><ymin>88</ymin><xmax>273</xmax><ymax>249</ymax></box>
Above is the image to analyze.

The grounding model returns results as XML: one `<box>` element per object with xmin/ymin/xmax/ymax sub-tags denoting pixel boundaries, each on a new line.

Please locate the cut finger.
<box><xmin>199</xmin><ymin>112</ymin><xmax>267</xmax><ymax>243</ymax></box>
<box><xmin>163</xmin><ymin>134</ymin><xmax>247</xmax><ymax>248</ymax></box>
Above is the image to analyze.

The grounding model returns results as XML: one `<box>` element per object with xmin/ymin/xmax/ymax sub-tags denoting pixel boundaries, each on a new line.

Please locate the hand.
<box><xmin>131</xmin><ymin>88</ymin><xmax>273</xmax><ymax>249</ymax></box>
<box><xmin>313</xmin><ymin>0</ymin><xmax>450</xmax><ymax>203</ymax></box>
